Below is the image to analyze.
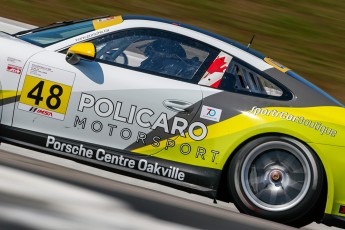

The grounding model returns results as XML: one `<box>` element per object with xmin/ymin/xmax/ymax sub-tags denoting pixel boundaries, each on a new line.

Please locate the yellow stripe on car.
<box><xmin>264</xmin><ymin>57</ymin><xmax>290</xmax><ymax>73</ymax></box>
<box><xmin>133</xmin><ymin>106</ymin><xmax>345</xmax><ymax>170</ymax></box>
<box><xmin>92</xmin><ymin>16</ymin><xmax>123</xmax><ymax>30</ymax></box>
<box><xmin>1</xmin><ymin>90</ymin><xmax>19</xmax><ymax>99</ymax></box>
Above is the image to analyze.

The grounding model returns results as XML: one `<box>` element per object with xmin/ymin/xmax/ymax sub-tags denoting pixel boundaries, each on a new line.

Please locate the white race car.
<box><xmin>1</xmin><ymin>15</ymin><xmax>345</xmax><ymax>228</ymax></box>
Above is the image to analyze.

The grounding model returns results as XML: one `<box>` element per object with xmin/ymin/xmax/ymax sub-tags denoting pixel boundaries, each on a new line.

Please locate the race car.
<box><xmin>0</xmin><ymin>15</ymin><xmax>344</xmax><ymax>228</ymax></box>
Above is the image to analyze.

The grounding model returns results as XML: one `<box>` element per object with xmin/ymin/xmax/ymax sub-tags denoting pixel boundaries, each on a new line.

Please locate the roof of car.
<box><xmin>122</xmin><ymin>15</ymin><xmax>266</xmax><ymax>60</ymax></box>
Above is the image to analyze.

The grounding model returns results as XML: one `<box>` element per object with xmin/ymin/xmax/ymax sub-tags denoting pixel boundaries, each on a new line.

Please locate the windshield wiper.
<box><xmin>13</xmin><ymin>15</ymin><xmax>110</xmax><ymax>36</ymax></box>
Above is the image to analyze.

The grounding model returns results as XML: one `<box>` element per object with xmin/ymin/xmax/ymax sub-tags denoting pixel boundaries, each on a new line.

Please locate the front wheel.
<box><xmin>228</xmin><ymin>136</ymin><xmax>324</xmax><ymax>227</ymax></box>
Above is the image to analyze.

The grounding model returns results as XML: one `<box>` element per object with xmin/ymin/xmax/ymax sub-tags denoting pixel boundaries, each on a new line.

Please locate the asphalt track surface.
<box><xmin>0</xmin><ymin>145</ymin><xmax>298</xmax><ymax>230</ymax></box>
<box><xmin>0</xmin><ymin>17</ymin><xmax>341</xmax><ymax>230</ymax></box>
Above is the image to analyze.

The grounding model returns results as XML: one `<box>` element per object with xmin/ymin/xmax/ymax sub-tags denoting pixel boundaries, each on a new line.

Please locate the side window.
<box><xmin>91</xmin><ymin>29</ymin><xmax>216</xmax><ymax>80</ymax></box>
<box><xmin>219</xmin><ymin>61</ymin><xmax>284</xmax><ymax>97</ymax></box>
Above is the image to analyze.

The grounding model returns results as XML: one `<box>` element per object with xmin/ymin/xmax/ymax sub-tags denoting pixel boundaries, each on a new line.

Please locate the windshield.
<box><xmin>18</xmin><ymin>21</ymin><xmax>94</xmax><ymax>47</ymax></box>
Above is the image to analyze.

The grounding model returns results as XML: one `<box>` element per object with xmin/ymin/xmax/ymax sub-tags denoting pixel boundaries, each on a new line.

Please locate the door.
<box><xmin>12</xmin><ymin>28</ymin><xmax>218</xmax><ymax>156</ymax></box>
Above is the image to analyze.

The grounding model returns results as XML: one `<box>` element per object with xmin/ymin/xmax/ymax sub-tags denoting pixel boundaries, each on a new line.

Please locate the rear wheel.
<box><xmin>228</xmin><ymin>136</ymin><xmax>324</xmax><ymax>227</ymax></box>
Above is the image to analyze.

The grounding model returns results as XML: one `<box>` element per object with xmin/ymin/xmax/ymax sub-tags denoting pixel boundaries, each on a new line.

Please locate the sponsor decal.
<box><xmin>29</xmin><ymin>107</ymin><xmax>53</xmax><ymax>117</ymax></box>
<box><xmin>76</xmin><ymin>93</ymin><xmax>208</xmax><ymax>141</ymax></box>
<box><xmin>200</xmin><ymin>105</ymin><xmax>222</xmax><ymax>122</ymax></box>
<box><xmin>18</xmin><ymin>62</ymin><xmax>75</xmax><ymax>120</ymax></box>
<box><xmin>6</xmin><ymin>64</ymin><xmax>22</xmax><ymax>74</ymax></box>
<box><xmin>74</xmin><ymin>93</ymin><xmax>220</xmax><ymax>163</ymax></box>
<box><xmin>264</xmin><ymin>57</ymin><xmax>290</xmax><ymax>73</ymax></box>
<box><xmin>46</xmin><ymin>135</ymin><xmax>185</xmax><ymax>181</ymax></box>
<box><xmin>7</xmin><ymin>57</ymin><xmax>22</xmax><ymax>64</ymax></box>
<box><xmin>75</xmin><ymin>28</ymin><xmax>110</xmax><ymax>42</ymax></box>
<box><xmin>92</xmin><ymin>16</ymin><xmax>123</xmax><ymax>30</ymax></box>
<box><xmin>249</xmin><ymin>106</ymin><xmax>338</xmax><ymax>137</ymax></box>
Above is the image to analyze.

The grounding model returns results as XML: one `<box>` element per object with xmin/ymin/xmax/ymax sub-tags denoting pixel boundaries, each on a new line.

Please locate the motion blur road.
<box><xmin>0</xmin><ymin>17</ymin><xmax>342</xmax><ymax>230</ymax></box>
<box><xmin>0</xmin><ymin>143</ymin><xmax>339</xmax><ymax>230</ymax></box>
<box><xmin>0</xmin><ymin>144</ymin><xmax>297</xmax><ymax>230</ymax></box>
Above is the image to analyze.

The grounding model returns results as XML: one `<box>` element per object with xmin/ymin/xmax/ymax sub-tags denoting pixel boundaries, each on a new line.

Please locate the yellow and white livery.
<box><xmin>0</xmin><ymin>15</ymin><xmax>344</xmax><ymax>228</ymax></box>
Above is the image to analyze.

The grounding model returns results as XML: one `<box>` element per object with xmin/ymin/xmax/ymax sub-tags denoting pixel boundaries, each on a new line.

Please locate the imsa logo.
<box><xmin>29</xmin><ymin>107</ymin><xmax>53</xmax><ymax>117</ymax></box>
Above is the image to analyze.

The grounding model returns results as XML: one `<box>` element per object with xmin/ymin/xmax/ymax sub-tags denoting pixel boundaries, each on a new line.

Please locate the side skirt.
<box><xmin>0</xmin><ymin>125</ymin><xmax>221</xmax><ymax>199</ymax></box>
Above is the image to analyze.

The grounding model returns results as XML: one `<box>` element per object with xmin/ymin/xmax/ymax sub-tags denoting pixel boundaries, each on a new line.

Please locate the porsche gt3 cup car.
<box><xmin>0</xmin><ymin>15</ymin><xmax>344</xmax><ymax>228</ymax></box>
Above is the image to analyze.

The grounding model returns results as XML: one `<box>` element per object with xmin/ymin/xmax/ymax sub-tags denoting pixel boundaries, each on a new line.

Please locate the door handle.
<box><xmin>163</xmin><ymin>100</ymin><xmax>194</xmax><ymax>113</ymax></box>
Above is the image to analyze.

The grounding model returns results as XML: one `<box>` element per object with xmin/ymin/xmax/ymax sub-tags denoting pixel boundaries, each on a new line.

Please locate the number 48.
<box><xmin>28</xmin><ymin>80</ymin><xmax>63</xmax><ymax>110</ymax></box>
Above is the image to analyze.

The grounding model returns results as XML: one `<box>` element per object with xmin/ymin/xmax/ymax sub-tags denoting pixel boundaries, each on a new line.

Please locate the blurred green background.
<box><xmin>1</xmin><ymin>0</ymin><xmax>344</xmax><ymax>103</ymax></box>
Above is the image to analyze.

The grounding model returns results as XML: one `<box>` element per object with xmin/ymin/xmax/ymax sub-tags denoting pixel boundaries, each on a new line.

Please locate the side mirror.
<box><xmin>66</xmin><ymin>42</ymin><xmax>96</xmax><ymax>65</ymax></box>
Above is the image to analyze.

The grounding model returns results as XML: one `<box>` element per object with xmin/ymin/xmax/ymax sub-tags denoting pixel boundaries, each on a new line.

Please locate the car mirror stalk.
<box><xmin>66</xmin><ymin>42</ymin><xmax>96</xmax><ymax>65</ymax></box>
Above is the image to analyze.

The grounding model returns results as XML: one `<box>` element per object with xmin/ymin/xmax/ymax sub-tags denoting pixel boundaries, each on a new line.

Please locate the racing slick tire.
<box><xmin>228</xmin><ymin>135</ymin><xmax>324</xmax><ymax>227</ymax></box>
